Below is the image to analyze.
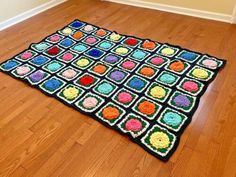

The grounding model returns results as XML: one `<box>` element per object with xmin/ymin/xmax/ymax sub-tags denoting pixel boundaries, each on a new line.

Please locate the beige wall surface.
<box><xmin>0</xmin><ymin>0</ymin><xmax>52</xmax><ymax>22</ymax></box>
<box><xmin>144</xmin><ymin>0</ymin><xmax>236</xmax><ymax>14</ymax></box>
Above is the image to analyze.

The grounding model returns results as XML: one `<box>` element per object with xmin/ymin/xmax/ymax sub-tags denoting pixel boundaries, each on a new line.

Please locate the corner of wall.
<box><xmin>231</xmin><ymin>4</ymin><xmax>236</xmax><ymax>24</ymax></box>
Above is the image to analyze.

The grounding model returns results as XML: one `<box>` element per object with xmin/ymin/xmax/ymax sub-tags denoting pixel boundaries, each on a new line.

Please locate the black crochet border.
<box><xmin>0</xmin><ymin>19</ymin><xmax>227</xmax><ymax>161</ymax></box>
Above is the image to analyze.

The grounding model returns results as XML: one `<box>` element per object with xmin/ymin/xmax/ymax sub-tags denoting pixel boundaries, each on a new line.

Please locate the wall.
<box><xmin>0</xmin><ymin>0</ymin><xmax>52</xmax><ymax>22</ymax></box>
<box><xmin>143</xmin><ymin>0</ymin><xmax>236</xmax><ymax>15</ymax></box>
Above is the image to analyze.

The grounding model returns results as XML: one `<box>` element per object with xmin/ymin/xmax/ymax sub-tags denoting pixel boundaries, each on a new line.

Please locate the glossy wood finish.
<box><xmin>0</xmin><ymin>0</ymin><xmax>236</xmax><ymax>176</ymax></box>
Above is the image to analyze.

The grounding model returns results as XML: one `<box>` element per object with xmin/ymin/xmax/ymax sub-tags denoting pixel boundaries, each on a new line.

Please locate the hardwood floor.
<box><xmin>0</xmin><ymin>0</ymin><xmax>236</xmax><ymax>176</ymax></box>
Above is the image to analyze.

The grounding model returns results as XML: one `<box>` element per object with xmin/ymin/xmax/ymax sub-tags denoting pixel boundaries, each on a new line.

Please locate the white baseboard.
<box><xmin>103</xmin><ymin>0</ymin><xmax>234</xmax><ymax>24</ymax></box>
<box><xmin>0</xmin><ymin>0</ymin><xmax>67</xmax><ymax>31</ymax></box>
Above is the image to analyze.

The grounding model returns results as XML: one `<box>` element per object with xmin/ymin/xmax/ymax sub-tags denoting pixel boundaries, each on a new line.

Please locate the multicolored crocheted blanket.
<box><xmin>0</xmin><ymin>19</ymin><xmax>226</xmax><ymax>161</ymax></box>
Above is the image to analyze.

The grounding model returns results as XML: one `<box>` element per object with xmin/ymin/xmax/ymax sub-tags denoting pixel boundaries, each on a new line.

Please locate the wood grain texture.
<box><xmin>0</xmin><ymin>0</ymin><xmax>236</xmax><ymax>176</ymax></box>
